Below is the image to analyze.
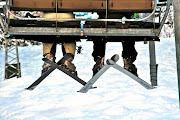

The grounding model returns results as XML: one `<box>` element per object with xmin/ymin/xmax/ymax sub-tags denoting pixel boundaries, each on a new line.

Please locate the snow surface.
<box><xmin>0</xmin><ymin>38</ymin><xmax>179</xmax><ymax>120</ymax></box>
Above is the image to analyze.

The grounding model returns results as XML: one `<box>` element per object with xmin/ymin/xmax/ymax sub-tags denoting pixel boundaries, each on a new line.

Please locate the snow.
<box><xmin>0</xmin><ymin>38</ymin><xmax>179</xmax><ymax>120</ymax></box>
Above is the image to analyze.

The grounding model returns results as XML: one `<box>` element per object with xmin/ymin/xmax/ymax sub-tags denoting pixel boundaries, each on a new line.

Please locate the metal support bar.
<box><xmin>149</xmin><ymin>41</ymin><xmax>158</xmax><ymax>86</ymax></box>
<box><xmin>4</xmin><ymin>37</ymin><xmax>8</xmax><ymax>79</ymax></box>
<box><xmin>79</xmin><ymin>64</ymin><xmax>111</xmax><ymax>93</ymax></box>
<box><xmin>55</xmin><ymin>0</ymin><xmax>58</xmax><ymax>32</ymax></box>
<box><xmin>159</xmin><ymin>7</ymin><xmax>162</xmax><ymax>23</ymax></box>
<box><xmin>173</xmin><ymin>0</ymin><xmax>180</xmax><ymax>109</ymax></box>
<box><xmin>7</xmin><ymin>27</ymin><xmax>156</xmax><ymax>37</ymax></box>
<box><xmin>111</xmin><ymin>63</ymin><xmax>154</xmax><ymax>89</ymax></box>
<box><xmin>79</xmin><ymin>57</ymin><xmax>154</xmax><ymax>93</ymax></box>
<box><xmin>156</xmin><ymin>0</ymin><xmax>172</xmax><ymax>36</ymax></box>
<box><xmin>15</xmin><ymin>39</ymin><xmax>21</xmax><ymax>78</ymax></box>
<box><xmin>4</xmin><ymin>37</ymin><xmax>21</xmax><ymax>80</ymax></box>
<box><xmin>0</xmin><ymin>12</ymin><xmax>5</xmax><ymax>31</ymax></box>
<box><xmin>105</xmin><ymin>0</ymin><xmax>108</xmax><ymax>32</ymax></box>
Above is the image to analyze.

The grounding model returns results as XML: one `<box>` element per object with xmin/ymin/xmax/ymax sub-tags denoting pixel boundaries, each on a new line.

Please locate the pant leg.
<box><xmin>43</xmin><ymin>43</ymin><xmax>57</xmax><ymax>57</ymax></box>
<box><xmin>43</xmin><ymin>13</ymin><xmax>76</xmax><ymax>57</ymax></box>
<box><xmin>92</xmin><ymin>40</ymin><xmax>106</xmax><ymax>62</ymax></box>
<box><xmin>62</xmin><ymin>42</ymin><xmax>76</xmax><ymax>57</ymax></box>
<box><xmin>121</xmin><ymin>41</ymin><xmax>137</xmax><ymax>62</ymax></box>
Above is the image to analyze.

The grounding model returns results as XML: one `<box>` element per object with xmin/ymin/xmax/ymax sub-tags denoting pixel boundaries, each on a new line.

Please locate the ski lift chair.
<box><xmin>0</xmin><ymin>0</ymin><xmax>171</xmax><ymax>88</ymax></box>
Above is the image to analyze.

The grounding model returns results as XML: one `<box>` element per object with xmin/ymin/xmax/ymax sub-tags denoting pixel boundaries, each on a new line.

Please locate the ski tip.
<box><xmin>153</xmin><ymin>86</ymin><xmax>158</xmax><ymax>89</ymax></box>
<box><xmin>25</xmin><ymin>88</ymin><xmax>33</xmax><ymax>90</ymax></box>
<box><xmin>111</xmin><ymin>54</ymin><xmax>119</xmax><ymax>62</ymax></box>
<box><xmin>106</xmin><ymin>59</ymin><xmax>115</xmax><ymax>65</ymax></box>
<box><xmin>77</xmin><ymin>90</ymin><xmax>85</xmax><ymax>93</ymax></box>
<box><xmin>77</xmin><ymin>86</ymin><xmax>97</xmax><ymax>92</ymax></box>
<box><xmin>25</xmin><ymin>86</ymin><xmax>36</xmax><ymax>90</ymax></box>
<box><xmin>90</xmin><ymin>86</ymin><xmax>97</xmax><ymax>89</ymax></box>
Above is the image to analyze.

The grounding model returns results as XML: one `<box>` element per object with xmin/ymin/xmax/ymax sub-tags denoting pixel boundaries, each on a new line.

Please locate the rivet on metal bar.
<box><xmin>80</xmin><ymin>21</ymin><xmax>85</xmax><ymax>36</ymax></box>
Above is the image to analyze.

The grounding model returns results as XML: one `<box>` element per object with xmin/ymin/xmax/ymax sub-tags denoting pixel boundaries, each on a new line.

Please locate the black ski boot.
<box><xmin>123</xmin><ymin>58</ymin><xmax>138</xmax><ymax>76</ymax></box>
<box><xmin>42</xmin><ymin>53</ymin><xmax>55</xmax><ymax>74</ymax></box>
<box><xmin>92</xmin><ymin>56</ymin><xmax>104</xmax><ymax>76</ymax></box>
<box><xmin>59</xmin><ymin>53</ymin><xmax>78</xmax><ymax>76</ymax></box>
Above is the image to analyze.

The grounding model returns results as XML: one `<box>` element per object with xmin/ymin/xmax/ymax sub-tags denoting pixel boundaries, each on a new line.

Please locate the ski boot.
<box><xmin>92</xmin><ymin>56</ymin><xmax>104</xmax><ymax>76</ymax></box>
<box><xmin>123</xmin><ymin>58</ymin><xmax>138</xmax><ymax>77</ymax></box>
<box><xmin>42</xmin><ymin>53</ymin><xmax>55</xmax><ymax>74</ymax></box>
<box><xmin>59</xmin><ymin>53</ymin><xmax>78</xmax><ymax>76</ymax></box>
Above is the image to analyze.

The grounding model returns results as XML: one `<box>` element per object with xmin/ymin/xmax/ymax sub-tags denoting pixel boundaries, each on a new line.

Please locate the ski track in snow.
<box><xmin>0</xmin><ymin>38</ymin><xmax>180</xmax><ymax>120</ymax></box>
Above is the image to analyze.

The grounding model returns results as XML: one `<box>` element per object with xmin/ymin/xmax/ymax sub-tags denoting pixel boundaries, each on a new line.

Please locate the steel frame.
<box><xmin>0</xmin><ymin>0</ymin><xmax>170</xmax><ymax>37</ymax></box>
<box><xmin>173</xmin><ymin>0</ymin><xmax>180</xmax><ymax>109</ymax></box>
<box><xmin>0</xmin><ymin>0</ymin><xmax>173</xmax><ymax>91</ymax></box>
<box><xmin>4</xmin><ymin>37</ymin><xmax>21</xmax><ymax>79</ymax></box>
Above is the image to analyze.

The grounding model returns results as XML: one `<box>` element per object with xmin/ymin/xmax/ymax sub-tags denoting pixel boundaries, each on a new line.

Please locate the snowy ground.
<box><xmin>0</xmin><ymin>38</ymin><xmax>179</xmax><ymax>120</ymax></box>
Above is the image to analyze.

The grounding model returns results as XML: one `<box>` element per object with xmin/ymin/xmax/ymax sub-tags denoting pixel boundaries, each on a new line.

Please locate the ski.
<box><xmin>26</xmin><ymin>54</ymin><xmax>154</xmax><ymax>92</ymax></box>
<box><xmin>26</xmin><ymin>67</ymin><xmax>56</xmax><ymax>90</ymax></box>
<box><xmin>26</xmin><ymin>53</ymin><xmax>73</xmax><ymax>90</ymax></box>
<box><xmin>43</xmin><ymin>58</ymin><xmax>96</xmax><ymax>89</ymax></box>
<box><xmin>79</xmin><ymin>54</ymin><xmax>154</xmax><ymax>93</ymax></box>
<box><xmin>111</xmin><ymin>63</ymin><xmax>154</xmax><ymax>89</ymax></box>
<box><xmin>78</xmin><ymin>64</ymin><xmax>110</xmax><ymax>93</ymax></box>
<box><xmin>78</xmin><ymin>54</ymin><xmax>119</xmax><ymax>93</ymax></box>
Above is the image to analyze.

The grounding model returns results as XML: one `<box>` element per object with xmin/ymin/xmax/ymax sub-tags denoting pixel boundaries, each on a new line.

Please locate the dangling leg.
<box><xmin>43</xmin><ymin>12</ymin><xmax>77</xmax><ymax>75</ymax></box>
<box><xmin>42</xmin><ymin>43</ymin><xmax>57</xmax><ymax>73</ymax></box>
<box><xmin>60</xmin><ymin>42</ymin><xmax>77</xmax><ymax>76</ymax></box>
<box><xmin>122</xmin><ymin>41</ymin><xmax>138</xmax><ymax>76</ymax></box>
<box><xmin>92</xmin><ymin>40</ymin><xmax>106</xmax><ymax>76</ymax></box>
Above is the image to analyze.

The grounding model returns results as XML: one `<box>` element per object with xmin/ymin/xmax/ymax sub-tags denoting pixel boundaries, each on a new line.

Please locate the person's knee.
<box><xmin>43</xmin><ymin>43</ymin><xmax>56</xmax><ymax>55</ymax></box>
<box><xmin>43</xmin><ymin>13</ymin><xmax>74</xmax><ymax>19</ymax></box>
<box><xmin>63</xmin><ymin>42</ymin><xmax>76</xmax><ymax>55</ymax></box>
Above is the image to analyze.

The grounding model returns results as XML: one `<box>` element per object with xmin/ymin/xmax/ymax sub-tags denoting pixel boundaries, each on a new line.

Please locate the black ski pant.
<box><xmin>92</xmin><ymin>40</ymin><xmax>137</xmax><ymax>63</ymax></box>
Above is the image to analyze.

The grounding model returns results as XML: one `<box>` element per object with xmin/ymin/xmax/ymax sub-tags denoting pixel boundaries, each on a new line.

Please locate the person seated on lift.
<box><xmin>41</xmin><ymin>13</ymin><xmax>77</xmax><ymax>76</ymax></box>
<box><xmin>92</xmin><ymin>13</ymin><xmax>138</xmax><ymax>76</ymax></box>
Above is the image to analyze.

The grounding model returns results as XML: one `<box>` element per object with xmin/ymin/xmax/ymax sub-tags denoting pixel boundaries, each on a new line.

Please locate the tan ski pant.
<box><xmin>42</xmin><ymin>13</ymin><xmax>76</xmax><ymax>56</ymax></box>
<box><xmin>43</xmin><ymin>42</ymin><xmax>76</xmax><ymax>56</ymax></box>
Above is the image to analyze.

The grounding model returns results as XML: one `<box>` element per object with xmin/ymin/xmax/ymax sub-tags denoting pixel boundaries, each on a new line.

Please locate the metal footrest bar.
<box><xmin>111</xmin><ymin>63</ymin><xmax>154</xmax><ymax>90</ymax></box>
<box><xmin>78</xmin><ymin>64</ymin><xmax>111</xmax><ymax>93</ymax></box>
<box><xmin>79</xmin><ymin>56</ymin><xmax>154</xmax><ymax>93</ymax></box>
